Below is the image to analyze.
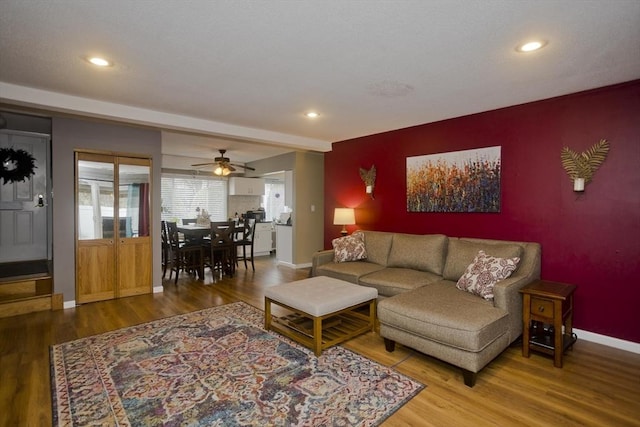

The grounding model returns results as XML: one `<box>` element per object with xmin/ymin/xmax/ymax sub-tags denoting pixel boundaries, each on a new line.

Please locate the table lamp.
<box><xmin>333</xmin><ymin>208</ymin><xmax>355</xmax><ymax>236</ymax></box>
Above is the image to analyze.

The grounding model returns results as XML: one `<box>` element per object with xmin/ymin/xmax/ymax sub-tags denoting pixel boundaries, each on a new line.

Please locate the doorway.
<box><xmin>0</xmin><ymin>128</ymin><xmax>52</xmax><ymax>278</ymax></box>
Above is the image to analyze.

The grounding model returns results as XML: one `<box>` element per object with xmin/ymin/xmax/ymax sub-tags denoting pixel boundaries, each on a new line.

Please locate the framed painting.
<box><xmin>406</xmin><ymin>146</ymin><xmax>501</xmax><ymax>212</ymax></box>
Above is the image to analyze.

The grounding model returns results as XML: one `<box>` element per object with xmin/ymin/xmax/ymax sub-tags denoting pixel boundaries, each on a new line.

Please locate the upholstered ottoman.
<box><xmin>264</xmin><ymin>276</ymin><xmax>378</xmax><ymax>356</ymax></box>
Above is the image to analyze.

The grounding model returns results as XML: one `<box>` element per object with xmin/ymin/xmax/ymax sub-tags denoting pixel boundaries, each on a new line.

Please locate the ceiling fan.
<box><xmin>191</xmin><ymin>149</ymin><xmax>256</xmax><ymax>176</ymax></box>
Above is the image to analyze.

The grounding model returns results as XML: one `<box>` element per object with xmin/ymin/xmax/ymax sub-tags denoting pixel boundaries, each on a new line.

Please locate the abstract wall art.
<box><xmin>407</xmin><ymin>146</ymin><xmax>501</xmax><ymax>212</ymax></box>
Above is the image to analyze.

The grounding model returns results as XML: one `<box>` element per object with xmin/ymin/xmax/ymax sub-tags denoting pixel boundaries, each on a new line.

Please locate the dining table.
<box><xmin>177</xmin><ymin>224</ymin><xmax>211</xmax><ymax>242</ymax></box>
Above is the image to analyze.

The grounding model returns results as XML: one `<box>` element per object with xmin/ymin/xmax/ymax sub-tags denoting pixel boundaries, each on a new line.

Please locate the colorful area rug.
<box><xmin>51</xmin><ymin>302</ymin><xmax>424</xmax><ymax>426</ymax></box>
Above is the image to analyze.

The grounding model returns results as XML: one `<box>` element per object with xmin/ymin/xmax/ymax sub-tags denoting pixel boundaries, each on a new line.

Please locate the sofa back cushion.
<box><xmin>361</xmin><ymin>231</ymin><xmax>394</xmax><ymax>266</ymax></box>
<box><xmin>443</xmin><ymin>238</ymin><xmax>524</xmax><ymax>281</ymax></box>
<box><xmin>387</xmin><ymin>233</ymin><xmax>448</xmax><ymax>275</ymax></box>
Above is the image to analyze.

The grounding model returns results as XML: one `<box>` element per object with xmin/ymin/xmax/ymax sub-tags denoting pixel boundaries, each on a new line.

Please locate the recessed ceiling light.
<box><xmin>87</xmin><ymin>56</ymin><xmax>112</xmax><ymax>67</ymax></box>
<box><xmin>305</xmin><ymin>111</ymin><xmax>320</xmax><ymax>118</ymax></box>
<box><xmin>516</xmin><ymin>40</ymin><xmax>547</xmax><ymax>53</ymax></box>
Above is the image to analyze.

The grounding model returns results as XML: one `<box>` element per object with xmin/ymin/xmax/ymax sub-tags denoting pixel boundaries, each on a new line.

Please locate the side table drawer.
<box><xmin>531</xmin><ymin>297</ymin><xmax>554</xmax><ymax>320</ymax></box>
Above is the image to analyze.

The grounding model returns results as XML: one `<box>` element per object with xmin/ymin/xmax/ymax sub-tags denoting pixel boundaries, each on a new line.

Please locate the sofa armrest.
<box><xmin>493</xmin><ymin>277</ymin><xmax>534</xmax><ymax>343</ymax></box>
<box><xmin>311</xmin><ymin>249</ymin><xmax>335</xmax><ymax>276</ymax></box>
<box><xmin>492</xmin><ymin>242</ymin><xmax>541</xmax><ymax>342</ymax></box>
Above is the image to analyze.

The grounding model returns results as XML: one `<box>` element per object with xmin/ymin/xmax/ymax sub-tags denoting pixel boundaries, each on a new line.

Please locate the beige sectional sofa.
<box><xmin>311</xmin><ymin>231</ymin><xmax>541</xmax><ymax>387</ymax></box>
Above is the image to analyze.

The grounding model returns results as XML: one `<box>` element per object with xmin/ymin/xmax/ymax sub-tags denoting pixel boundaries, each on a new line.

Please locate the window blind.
<box><xmin>161</xmin><ymin>173</ymin><xmax>228</xmax><ymax>223</ymax></box>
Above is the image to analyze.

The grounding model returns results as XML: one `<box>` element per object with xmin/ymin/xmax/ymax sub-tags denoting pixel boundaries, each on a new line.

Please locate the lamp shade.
<box><xmin>333</xmin><ymin>208</ymin><xmax>355</xmax><ymax>225</ymax></box>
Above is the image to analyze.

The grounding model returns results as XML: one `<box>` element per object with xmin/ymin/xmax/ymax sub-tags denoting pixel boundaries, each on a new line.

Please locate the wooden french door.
<box><xmin>75</xmin><ymin>152</ymin><xmax>152</xmax><ymax>304</ymax></box>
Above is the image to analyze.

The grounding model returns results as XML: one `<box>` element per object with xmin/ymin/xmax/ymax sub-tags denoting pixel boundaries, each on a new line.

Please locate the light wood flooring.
<box><xmin>1</xmin><ymin>255</ymin><xmax>639</xmax><ymax>426</ymax></box>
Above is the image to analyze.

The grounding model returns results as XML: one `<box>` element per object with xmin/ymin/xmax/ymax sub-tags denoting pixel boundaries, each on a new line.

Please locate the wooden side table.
<box><xmin>520</xmin><ymin>280</ymin><xmax>577</xmax><ymax>368</ymax></box>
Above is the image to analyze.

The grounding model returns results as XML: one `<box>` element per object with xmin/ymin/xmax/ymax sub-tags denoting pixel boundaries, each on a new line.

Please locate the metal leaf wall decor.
<box><xmin>561</xmin><ymin>139</ymin><xmax>610</xmax><ymax>184</ymax></box>
<box><xmin>359</xmin><ymin>165</ymin><xmax>376</xmax><ymax>199</ymax></box>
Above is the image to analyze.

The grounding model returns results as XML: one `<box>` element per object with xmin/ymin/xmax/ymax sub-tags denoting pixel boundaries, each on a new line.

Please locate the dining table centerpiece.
<box><xmin>196</xmin><ymin>208</ymin><xmax>211</xmax><ymax>226</ymax></box>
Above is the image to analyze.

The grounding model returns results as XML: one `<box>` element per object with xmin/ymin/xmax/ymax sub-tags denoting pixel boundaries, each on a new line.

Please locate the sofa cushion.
<box><xmin>456</xmin><ymin>251</ymin><xmax>520</xmax><ymax>300</ymax></box>
<box><xmin>377</xmin><ymin>281</ymin><xmax>509</xmax><ymax>352</ymax></box>
<box><xmin>387</xmin><ymin>233</ymin><xmax>448</xmax><ymax>275</ymax></box>
<box><xmin>443</xmin><ymin>239</ymin><xmax>523</xmax><ymax>281</ymax></box>
<box><xmin>358</xmin><ymin>267</ymin><xmax>441</xmax><ymax>297</ymax></box>
<box><xmin>314</xmin><ymin>261</ymin><xmax>385</xmax><ymax>285</ymax></box>
<box><xmin>332</xmin><ymin>231</ymin><xmax>367</xmax><ymax>263</ymax></box>
<box><xmin>361</xmin><ymin>231</ymin><xmax>394</xmax><ymax>266</ymax></box>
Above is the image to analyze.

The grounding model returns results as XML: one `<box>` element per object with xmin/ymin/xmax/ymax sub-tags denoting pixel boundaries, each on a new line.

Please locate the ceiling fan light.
<box><xmin>222</xmin><ymin>167</ymin><xmax>231</xmax><ymax>176</ymax></box>
<box><xmin>214</xmin><ymin>165</ymin><xmax>224</xmax><ymax>175</ymax></box>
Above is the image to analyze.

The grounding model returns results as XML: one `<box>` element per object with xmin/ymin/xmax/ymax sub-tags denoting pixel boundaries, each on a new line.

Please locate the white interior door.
<box><xmin>0</xmin><ymin>130</ymin><xmax>50</xmax><ymax>263</ymax></box>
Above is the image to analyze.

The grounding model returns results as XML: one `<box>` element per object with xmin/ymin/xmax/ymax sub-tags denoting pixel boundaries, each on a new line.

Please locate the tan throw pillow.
<box><xmin>456</xmin><ymin>250</ymin><xmax>520</xmax><ymax>300</ymax></box>
<box><xmin>332</xmin><ymin>231</ymin><xmax>367</xmax><ymax>263</ymax></box>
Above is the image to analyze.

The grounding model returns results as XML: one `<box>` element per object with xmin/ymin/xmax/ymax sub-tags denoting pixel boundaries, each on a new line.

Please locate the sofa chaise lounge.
<box><xmin>311</xmin><ymin>231</ymin><xmax>541</xmax><ymax>386</ymax></box>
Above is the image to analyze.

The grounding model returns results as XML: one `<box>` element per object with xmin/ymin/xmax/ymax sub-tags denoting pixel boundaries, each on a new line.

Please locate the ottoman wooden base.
<box><xmin>264</xmin><ymin>277</ymin><xmax>377</xmax><ymax>356</ymax></box>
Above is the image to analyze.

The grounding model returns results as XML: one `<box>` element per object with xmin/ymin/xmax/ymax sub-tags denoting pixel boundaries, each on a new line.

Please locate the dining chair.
<box><xmin>166</xmin><ymin>221</ymin><xmax>203</xmax><ymax>284</ymax></box>
<box><xmin>203</xmin><ymin>221</ymin><xmax>236</xmax><ymax>281</ymax></box>
<box><xmin>161</xmin><ymin>220</ymin><xmax>169</xmax><ymax>278</ymax></box>
<box><xmin>235</xmin><ymin>218</ymin><xmax>256</xmax><ymax>271</ymax></box>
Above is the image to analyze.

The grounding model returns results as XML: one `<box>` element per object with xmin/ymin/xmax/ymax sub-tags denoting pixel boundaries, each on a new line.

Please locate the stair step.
<box><xmin>0</xmin><ymin>277</ymin><xmax>52</xmax><ymax>298</ymax></box>
<box><xmin>0</xmin><ymin>276</ymin><xmax>62</xmax><ymax>318</ymax></box>
<box><xmin>0</xmin><ymin>295</ymin><xmax>55</xmax><ymax>318</ymax></box>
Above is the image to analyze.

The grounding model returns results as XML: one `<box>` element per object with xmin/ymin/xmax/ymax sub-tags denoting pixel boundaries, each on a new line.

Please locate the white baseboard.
<box><xmin>276</xmin><ymin>261</ymin><xmax>296</xmax><ymax>269</ymax></box>
<box><xmin>153</xmin><ymin>286</ymin><xmax>163</xmax><ymax>293</ymax></box>
<box><xmin>574</xmin><ymin>328</ymin><xmax>640</xmax><ymax>354</ymax></box>
<box><xmin>276</xmin><ymin>261</ymin><xmax>312</xmax><ymax>269</ymax></box>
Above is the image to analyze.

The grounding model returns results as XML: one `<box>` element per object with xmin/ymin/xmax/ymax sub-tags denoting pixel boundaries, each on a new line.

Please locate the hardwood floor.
<box><xmin>1</xmin><ymin>255</ymin><xmax>639</xmax><ymax>426</ymax></box>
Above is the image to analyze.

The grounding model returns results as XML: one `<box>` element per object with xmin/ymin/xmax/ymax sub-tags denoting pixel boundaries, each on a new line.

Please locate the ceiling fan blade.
<box><xmin>229</xmin><ymin>163</ymin><xmax>256</xmax><ymax>171</ymax></box>
<box><xmin>194</xmin><ymin>149</ymin><xmax>255</xmax><ymax>172</ymax></box>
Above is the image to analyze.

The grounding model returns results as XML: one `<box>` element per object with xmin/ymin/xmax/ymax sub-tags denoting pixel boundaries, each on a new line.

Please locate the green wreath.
<box><xmin>0</xmin><ymin>148</ymin><xmax>37</xmax><ymax>184</ymax></box>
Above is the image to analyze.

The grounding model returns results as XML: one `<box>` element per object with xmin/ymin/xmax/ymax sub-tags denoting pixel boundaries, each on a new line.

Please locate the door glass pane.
<box><xmin>119</xmin><ymin>164</ymin><xmax>150</xmax><ymax>238</ymax></box>
<box><xmin>77</xmin><ymin>160</ymin><xmax>114</xmax><ymax>240</ymax></box>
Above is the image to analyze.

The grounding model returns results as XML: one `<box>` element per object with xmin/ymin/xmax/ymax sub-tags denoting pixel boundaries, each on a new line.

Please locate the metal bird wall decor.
<box><xmin>359</xmin><ymin>165</ymin><xmax>376</xmax><ymax>199</ymax></box>
<box><xmin>560</xmin><ymin>139</ymin><xmax>610</xmax><ymax>188</ymax></box>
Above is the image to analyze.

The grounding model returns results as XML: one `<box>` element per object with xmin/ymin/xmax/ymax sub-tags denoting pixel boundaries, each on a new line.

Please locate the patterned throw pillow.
<box><xmin>456</xmin><ymin>250</ymin><xmax>520</xmax><ymax>300</ymax></box>
<box><xmin>332</xmin><ymin>231</ymin><xmax>367</xmax><ymax>263</ymax></box>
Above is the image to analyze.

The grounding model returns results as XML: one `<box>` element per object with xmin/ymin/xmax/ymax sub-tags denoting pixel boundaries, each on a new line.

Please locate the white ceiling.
<box><xmin>1</xmin><ymin>0</ymin><xmax>639</xmax><ymax>165</ymax></box>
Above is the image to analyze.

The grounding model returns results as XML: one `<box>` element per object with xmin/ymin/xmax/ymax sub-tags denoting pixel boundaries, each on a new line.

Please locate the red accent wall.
<box><xmin>324</xmin><ymin>80</ymin><xmax>640</xmax><ymax>343</ymax></box>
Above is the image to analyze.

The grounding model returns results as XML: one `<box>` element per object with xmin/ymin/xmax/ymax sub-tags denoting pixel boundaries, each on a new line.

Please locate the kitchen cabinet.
<box><xmin>253</xmin><ymin>223</ymin><xmax>272</xmax><ymax>256</ymax></box>
<box><xmin>229</xmin><ymin>177</ymin><xmax>265</xmax><ymax>195</ymax></box>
